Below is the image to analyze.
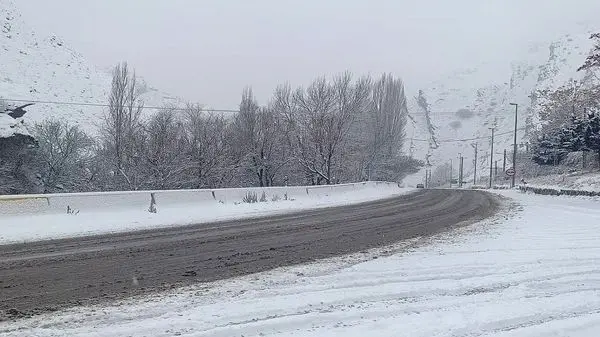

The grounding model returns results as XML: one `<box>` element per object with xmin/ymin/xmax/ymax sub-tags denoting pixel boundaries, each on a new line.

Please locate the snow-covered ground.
<box><xmin>0</xmin><ymin>184</ymin><xmax>410</xmax><ymax>244</ymax></box>
<box><xmin>522</xmin><ymin>170</ymin><xmax>600</xmax><ymax>192</ymax></box>
<box><xmin>2</xmin><ymin>191</ymin><xmax>600</xmax><ymax>336</ymax></box>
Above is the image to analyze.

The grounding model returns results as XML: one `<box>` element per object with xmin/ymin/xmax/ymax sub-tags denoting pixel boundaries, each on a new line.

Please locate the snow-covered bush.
<box><xmin>242</xmin><ymin>191</ymin><xmax>258</xmax><ymax>203</ymax></box>
<box><xmin>455</xmin><ymin>108</ymin><xmax>475</xmax><ymax>120</ymax></box>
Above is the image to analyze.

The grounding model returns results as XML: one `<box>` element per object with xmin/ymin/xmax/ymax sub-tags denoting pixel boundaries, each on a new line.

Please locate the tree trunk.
<box><xmin>258</xmin><ymin>168</ymin><xmax>264</xmax><ymax>187</ymax></box>
<box><xmin>326</xmin><ymin>152</ymin><xmax>333</xmax><ymax>184</ymax></box>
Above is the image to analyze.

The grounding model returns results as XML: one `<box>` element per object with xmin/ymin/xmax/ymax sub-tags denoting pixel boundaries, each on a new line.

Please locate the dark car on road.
<box><xmin>416</xmin><ymin>183</ymin><xmax>425</xmax><ymax>188</ymax></box>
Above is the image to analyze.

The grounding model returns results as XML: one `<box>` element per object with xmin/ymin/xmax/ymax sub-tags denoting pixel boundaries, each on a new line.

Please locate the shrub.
<box><xmin>66</xmin><ymin>205</ymin><xmax>80</xmax><ymax>215</ymax></box>
<box><xmin>449</xmin><ymin>120</ymin><xmax>462</xmax><ymax>130</ymax></box>
<box><xmin>456</xmin><ymin>108</ymin><xmax>475</xmax><ymax>119</ymax></box>
<box><xmin>242</xmin><ymin>191</ymin><xmax>258</xmax><ymax>203</ymax></box>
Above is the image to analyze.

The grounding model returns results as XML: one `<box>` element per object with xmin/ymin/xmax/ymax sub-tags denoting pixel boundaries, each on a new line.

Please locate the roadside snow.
<box><xmin>2</xmin><ymin>191</ymin><xmax>600</xmax><ymax>336</ymax></box>
<box><xmin>0</xmin><ymin>185</ymin><xmax>411</xmax><ymax>244</ymax></box>
<box><xmin>522</xmin><ymin>171</ymin><xmax>600</xmax><ymax>192</ymax></box>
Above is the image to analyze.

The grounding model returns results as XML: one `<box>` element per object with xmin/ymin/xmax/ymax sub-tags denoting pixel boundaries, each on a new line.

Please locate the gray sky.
<box><xmin>16</xmin><ymin>0</ymin><xmax>600</xmax><ymax>109</ymax></box>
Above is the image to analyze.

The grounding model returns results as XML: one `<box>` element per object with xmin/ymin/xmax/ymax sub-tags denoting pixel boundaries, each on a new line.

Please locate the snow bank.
<box><xmin>3</xmin><ymin>191</ymin><xmax>600</xmax><ymax>336</ymax></box>
<box><xmin>518</xmin><ymin>185</ymin><xmax>600</xmax><ymax>197</ymax></box>
<box><xmin>522</xmin><ymin>170</ymin><xmax>600</xmax><ymax>192</ymax></box>
<box><xmin>0</xmin><ymin>182</ymin><xmax>409</xmax><ymax>243</ymax></box>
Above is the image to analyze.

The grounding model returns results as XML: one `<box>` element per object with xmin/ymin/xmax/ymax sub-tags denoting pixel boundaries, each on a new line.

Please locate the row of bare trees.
<box><xmin>240</xmin><ymin>71</ymin><xmax>421</xmax><ymax>187</ymax></box>
<box><xmin>3</xmin><ymin>63</ymin><xmax>421</xmax><ymax>194</ymax></box>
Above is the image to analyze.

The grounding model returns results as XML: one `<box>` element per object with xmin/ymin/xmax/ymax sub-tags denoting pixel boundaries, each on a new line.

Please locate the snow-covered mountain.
<box><xmin>405</xmin><ymin>30</ymin><xmax>600</xmax><ymax>186</ymax></box>
<box><xmin>0</xmin><ymin>0</ymin><xmax>180</xmax><ymax>137</ymax></box>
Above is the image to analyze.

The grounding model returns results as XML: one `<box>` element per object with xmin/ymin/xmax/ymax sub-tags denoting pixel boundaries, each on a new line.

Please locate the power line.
<box><xmin>3</xmin><ymin>97</ymin><xmax>528</xmax><ymax>144</ymax></box>
<box><xmin>407</xmin><ymin>127</ymin><xmax>526</xmax><ymax>143</ymax></box>
<box><xmin>1</xmin><ymin>98</ymin><xmax>239</xmax><ymax>113</ymax></box>
<box><xmin>2</xmin><ymin>97</ymin><xmax>521</xmax><ymax>116</ymax></box>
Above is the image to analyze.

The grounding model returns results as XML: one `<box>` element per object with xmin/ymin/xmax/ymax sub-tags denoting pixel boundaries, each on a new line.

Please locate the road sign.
<box><xmin>505</xmin><ymin>168</ymin><xmax>515</xmax><ymax>176</ymax></box>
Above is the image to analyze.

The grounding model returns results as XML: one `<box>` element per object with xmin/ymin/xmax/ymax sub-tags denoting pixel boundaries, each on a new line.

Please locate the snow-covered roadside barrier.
<box><xmin>518</xmin><ymin>185</ymin><xmax>600</xmax><ymax>197</ymax></box>
<box><xmin>0</xmin><ymin>182</ymin><xmax>411</xmax><ymax>244</ymax></box>
<box><xmin>0</xmin><ymin>182</ymin><xmax>391</xmax><ymax>216</ymax></box>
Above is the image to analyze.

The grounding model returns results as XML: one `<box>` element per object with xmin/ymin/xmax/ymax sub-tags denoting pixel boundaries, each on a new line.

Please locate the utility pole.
<box><xmin>583</xmin><ymin>107</ymin><xmax>588</xmax><ymax>171</ymax></box>
<box><xmin>472</xmin><ymin>143</ymin><xmax>478</xmax><ymax>185</ymax></box>
<box><xmin>427</xmin><ymin>168</ymin><xmax>431</xmax><ymax>188</ymax></box>
<box><xmin>510</xmin><ymin>103</ymin><xmax>518</xmax><ymax>188</ymax></box>
<box><xmin>449</xmin><ymin>159</ymin><xmax>453</xmax><ymax>188</ymax></box>
<box><xmin>460</xmin><ymin>156</ymin><xmax>464</xmax><ymax>187</ymax></box>
<box><xmin>426</xmin><ymin>167</ymin><xmax>432</xmax><ymax>188</ymax></box>
<box><xmin>503</xmin><ymin>149</ymin><xmax>507</xmax><ymax>173</ymax></box>
<box><xmin>489</xmin><ymin>127</ymin><xmax>495</xmax><ymax>188</ymax></box>
<box><xmin>458</xmin><ymin>152</ymin><xmax>462</xmax><ymax>188</ymax></box>
<box><xmin>495</xmin><ymin>160</ymin><xmax>498</xmax><ymax>181</ymax></box>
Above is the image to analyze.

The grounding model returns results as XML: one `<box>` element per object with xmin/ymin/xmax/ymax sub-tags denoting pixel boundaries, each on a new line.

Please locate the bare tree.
<box><xmin>0</xmin><ymin>134</ymin><xmax>39</xmax><ymax>194</ymax></box>
<box><xmin>232</xmin><ymin>88</ymin><xmax>289</xmax><ymax>187</ymax></box>
<box><xmin>283</xmin><ymin>73</ymin><xmax>370</xmax><ymax>185</ymax></box>
<box><xmin>430</xmin><ymin>162</ymin><xmax>451</xmax><ymax>187</ymax></box>
<box><xmin>289</xmin><ymin>77</ymin><xmax>335</xmax><ymax>184</ymax></box>
<box><xmin>100</xmin><ymin>62</ymin><xmax>146</xmax><ymax>190</ymax></box>
<box><xmin>359</xmin><ymin>74</ymin><xmax>409</xmax><ymax>181</ymax></box>
<box><xmin>34</xmin><ymin>120</ymin><xmax>94</xmax><ymax>193</ymax></box>
<box><xmin>143</xmin><ymin>108</ymin><xmax>189</xmax><ymax>189</ymax></box>
<box><xmin>271</xmin><ymin>84</ymin><xmax>304</xmax><ymax>186</ymax></box>
<box><xmin>182</xmin><ymin>104</ymin><xmax>234</xmax><ymax>188</ymax></box>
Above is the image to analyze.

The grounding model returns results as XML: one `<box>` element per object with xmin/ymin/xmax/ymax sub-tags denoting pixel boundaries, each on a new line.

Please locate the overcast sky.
<box><xmin>16</xmin><ymin>0</ymin><xmax>600</xmax><ymax>109</ymax></box>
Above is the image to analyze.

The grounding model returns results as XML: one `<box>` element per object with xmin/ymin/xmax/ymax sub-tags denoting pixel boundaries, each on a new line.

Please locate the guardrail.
<box><xmin>518</xmin><ymin>185</ymin><xmax>600</xmax><ymax>197</ymax></box>
<box><xmin>0</xmin><ymin>181</ymin><xmax>401</xmax><ymax>216</ymax></box>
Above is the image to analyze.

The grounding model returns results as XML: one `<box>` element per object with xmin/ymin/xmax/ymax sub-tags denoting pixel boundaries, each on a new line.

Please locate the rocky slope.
<box><xmin>405</xmin><ymin>30</ymin><xmax>600</xmax><ymax>186</ymax></box>
<box><xmin>0</xmin><ymin>0</ymin><xmax>180</xmax><ymax>137</ymax></box>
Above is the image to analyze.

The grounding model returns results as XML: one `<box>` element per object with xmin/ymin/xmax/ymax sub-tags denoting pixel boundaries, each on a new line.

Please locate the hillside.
<box><xmin>404</xmin><ymin>30</ymin><xmax>600</xmax><ymax>186</ymax></box>
<box><xmin>0</xmin><ymin>0</ymin><xmax>180</xmax><ymax>137</ymax></box>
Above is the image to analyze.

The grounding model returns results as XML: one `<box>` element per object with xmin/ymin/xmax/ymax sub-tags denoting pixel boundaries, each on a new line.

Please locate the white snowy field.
<box><xmin>2</xmin><ymin>191</ymin><xmax>600</xmax><ymax>336</ymax></box>
<box><xmin>0</xmin><ymin>184</ymin><xmax>410</xmax><ymax>244</ymax></box>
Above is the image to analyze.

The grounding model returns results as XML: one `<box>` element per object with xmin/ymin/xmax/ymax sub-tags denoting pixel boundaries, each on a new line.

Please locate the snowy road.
<box><xmin>1</xmin><ymin>191</ymin><xmax>598</xmax><ymax>336</ymax></box>
<box><xmin>0</xmin><ymin>189</ymin><xmax>497</xmax><ymax>319</ymax></box>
